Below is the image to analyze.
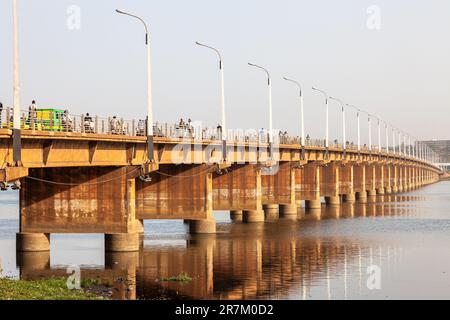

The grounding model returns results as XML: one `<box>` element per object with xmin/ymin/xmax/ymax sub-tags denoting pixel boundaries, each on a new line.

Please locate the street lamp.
<box><xmin>377</xmin><ymin>117</ymin><xmax>382</xmax><ymax>154</ymax></box>
<box><xmin>312</xmin><ymin>87</ymin><xmax>329</xmax><ymax>156</ymax></box>
<box><xmin>384</xmin><ymin>121</ymin><xmax>390</xmax><ymax>155</ymax></box>
<box><xmin>329</xmin><ymin>97</ymin><xmax>346</xmax><ymax>157</ymax></box>
<box><xmin>392</xmin><ymin>127</ymin><xmax>397</xmax><ymax>155</ymax></box>
<box><xmin>283</xmin><ymin>77</ymin><xmax>305</xmax><ymax>159</ymax></box>
<box><xmin>408</xmin><ymin>135</ymin><xmax>412</xmax><ymax>158</ymax></box>
<box><xmin>248</xmin><ymin>63</ymin><xmax>273</xmax><ymax>156</ymax></box>
<box><xmin>196</xmin><ymin>41</ymin><xmax>227</xmax><ymax>162</ymax></box>
<box><xmin>116</xmin><ymin>9</ymin><xmax>154</xmax><ymax>162</ymax></box>
<box><xmin>361</xmin><ymin>112</ymin><xmax>373</xmax><ymax>153</ymax></box>
<box><xmin>12</xmin><ymin>0</ymin><xmax>21</xmax><ymax>163</ymax></box>
<box><xmin>347</xmin><ymin>104</ymin><xmax>361</xmax><ymax>155</ymax></box>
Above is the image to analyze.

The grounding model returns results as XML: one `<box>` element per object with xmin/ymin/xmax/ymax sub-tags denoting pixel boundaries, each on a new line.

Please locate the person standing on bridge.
<box><xmin>217</xmin><ymin>124</ymin><xmax>222</xmax><ymax>141</ymax></box>
<box><xmin>84</xmin><ymin>113</ymin><xmax>94</xmax><ymax>133</ymax></box>
<box><xmin>0</xmin><ymin>101</ymin><xmax>3</xmax><ymax>125</ymax></box>
<box><xmin>62</xmin><ymin>110</ymin><xmax>73</xmax><ymax>132</ymax></box>
<box><xmin>28</xmin><ymin>100</ymin><xmax>37</xmax><ymax>129</ymax></box>
<box><xmin>110</xmin><ymin>116</ymin><xmax>119</xmax><ymax>135</ymax></box>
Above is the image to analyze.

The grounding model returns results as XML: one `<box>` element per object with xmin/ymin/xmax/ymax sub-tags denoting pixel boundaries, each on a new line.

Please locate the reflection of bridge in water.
<box><xmin>17</xmin><ymin>196</ymin><xmax>417</xmax><ymax>300</ymax></box>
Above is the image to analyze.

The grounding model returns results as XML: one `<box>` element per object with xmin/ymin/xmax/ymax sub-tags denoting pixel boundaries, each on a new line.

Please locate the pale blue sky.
<box><xmin>1</xmin><ymin>0</ymin><xmax>449</xmax><ymax>142</ymax></box>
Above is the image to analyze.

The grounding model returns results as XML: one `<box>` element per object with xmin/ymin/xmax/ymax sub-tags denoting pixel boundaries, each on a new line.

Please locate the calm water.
<box><xmin>1</xmin><ymin>182</ymin><xmax>450</xmax><ymax>300</ymax></box>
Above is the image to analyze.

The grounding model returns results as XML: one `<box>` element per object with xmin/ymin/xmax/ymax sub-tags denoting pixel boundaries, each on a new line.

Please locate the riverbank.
<box><xmin>0</xmin><ymin>278</ymin><xmax>110</xmax><ymax>300</ymax></box>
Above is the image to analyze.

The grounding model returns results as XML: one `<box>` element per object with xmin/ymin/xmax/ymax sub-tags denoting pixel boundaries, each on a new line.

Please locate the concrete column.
<box><xmin>402</xmin><ymin>166</ymin><xmax>408</xmax><ymax>191</ymax></box>
<box><xmin>105</xmin><ymin>233</ymin><xmax>140</xmax><ymax>252</ymax></box>
<box><xmin>16</xmin><ymin>233</ymin><xmax>50</xmax><ymax>252</ymax></box>
<box><xmin>343</xmin><ymin>165</ymin><xmax>356</xmax><ymax>203</ymax></box>
<box><xmin>377</xmin><ymin>166</ymin><xmax>385</xmax><ymax>195</ymax></box>
<box><xmin>279</xmin><ymin>167</ymin><xmax>298</xmax><ymax>220</ymax></box>
<box><xmin>243</xmin><ymin>168</ymin><xmax>264</xmax><ymax>223</ymax></box>
<box><xmin>391</xmin><ymin>165</ymin><xmax>398</xmax><ymax>193</ymax></box>
<box><xmin>189</xmin><ymin>219</ymin><xmax>217</xmax><ymax>234</ymax></box>
<box><xmin>106</xmin><ymin>178</ymin><xmax>146</xmax><ymax>251</ymax></box>
<box><xmin>16</xmin><ymin>251</ymin><xmax>50</xmax><ymax>272</ymax></box>
<box><xmin>189</xmin><ymin>172</ymin><xmax>216</xmax><ymax>233</ymax></box>
<box><xmin>325</xmin><ymin>196</ymin><xmax>340</xmax><ymax>206</ymax></box>
<box><xmin>305</xmin><ymin>165</ymin><xmax>321</xmax><ymax>210</ymax></box>
<box><xmin>398</xmin><ymin>166</ymin><xmax>404</xmax><ymax>192</ymax></box>
<box><xmin>366</xmin><ymin>165</ymin><xmax>377</xmax><ymax>197</ymax></box>
<box><xmin>343</xmin><ymin>193</ymin><xmax>356</xmax><ymax>203</ymax></box>
<box><xmin>325</xmin><ymin>164</ymin><xmax>340</xmax><ymax>206</ymax></box>
<box><xmin>263</xmin><ymin>204</ymin><xmax>279</xmax><ymax>221</ymax></box>
<box><xmin>243</xmin><ymin>210</ymin><xmax>265</xmax><ymax>222</ymax></box>
<box><xmin>279</xmin><ymin>204</ymin><xmax>298</xmax><ymax>220</ymax></box>
<box><xmin>230</xmin><ymin>210</ymin><xmax>243</xmax><ymax>223</ymax></box>
<box><xmin>356</xmin><ymin>191</ymin><xmax>367</xmax><ymax>203</ymax></box>
<box><xmin>385</xmin><ymin>165</ymin><xmax>392</xmax><ymax>194</ymax></box>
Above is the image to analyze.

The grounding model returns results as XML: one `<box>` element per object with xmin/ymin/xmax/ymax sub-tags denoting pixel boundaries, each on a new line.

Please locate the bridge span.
<box><xmin>0</xmin><ymin>125</ymin><xmax>441</xmax><ymax>253</ymax></box>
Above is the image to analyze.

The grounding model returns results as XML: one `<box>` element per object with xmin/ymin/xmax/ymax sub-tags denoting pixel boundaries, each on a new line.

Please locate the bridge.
<box><xmin>0</xmin><ymin>110</ymin><xmax>441</xmax><ymax>254</ymax></box>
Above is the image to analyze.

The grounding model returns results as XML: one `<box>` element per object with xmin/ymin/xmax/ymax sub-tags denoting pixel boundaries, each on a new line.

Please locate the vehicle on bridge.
<box><xmin>19</xmin><ymin>108</ymin><xmax>69</xmax><ymax>132</ymax></box>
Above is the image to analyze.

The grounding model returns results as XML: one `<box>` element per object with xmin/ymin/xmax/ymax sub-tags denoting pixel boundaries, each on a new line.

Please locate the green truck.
<box><xmin>25</xmin><ymin>108</ymin><xmax>68</xmax><ymax>132</ymax></box>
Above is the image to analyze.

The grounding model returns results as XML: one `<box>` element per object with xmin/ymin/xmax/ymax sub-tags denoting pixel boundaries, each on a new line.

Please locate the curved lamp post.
<box><xmin>248</xmin><ymin>63</ymin><xmax>273</xmax><ymax>157</ymax></box>
<box><xmin>13</xmin><ymin>0</ymin><xmax>21</xmax><ymax>163</ymax></box>
<box><xmin>116</xmin><ymin>9</ymin><xmax>154</xmax><ymax>162</ymax></box>
<box><xmin>377</xmin><ymin>117</ymin><xmax>382</xmax><ymax>154</ymax></box>
<box><xmin>384</xmin><ymin>121</ymin><xmax>390</xmax><ymax>155</ymax></box>
<box><xmin>312</xmin><ymin>87</ymin><xmax>329</xmax><ymax>156</ymax></box>
<box><xmin>347</xmin><ymin>104</ymin><xmax>362</xmax><ymax>156</ymax></box>
<box><xmin>283</xmin><ymin>77</ymin><xmax>305</xmax><ymax>159</ymax></box>
<box><xmin>329</xmin><ymin>97</ymin><xmax>346</xmax><ymax>157</ymax></box>
<box><xmin>196</xmin><ymin>42</ymin><xmax>227</xmax><ymax>162</ymax></box>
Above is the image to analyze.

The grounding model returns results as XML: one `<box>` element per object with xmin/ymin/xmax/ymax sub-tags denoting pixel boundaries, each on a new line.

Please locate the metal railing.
<box><xmin>0</xmin><ymin>106</ymin><xmax>426</xmax><ymax>161</ymax></box>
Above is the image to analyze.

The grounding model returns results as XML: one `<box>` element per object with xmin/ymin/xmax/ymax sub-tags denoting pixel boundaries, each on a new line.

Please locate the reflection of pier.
<box><xmin>17</xmin><ymin>199</ymin><xmax>412</xmax><ymax>300</ymax></box>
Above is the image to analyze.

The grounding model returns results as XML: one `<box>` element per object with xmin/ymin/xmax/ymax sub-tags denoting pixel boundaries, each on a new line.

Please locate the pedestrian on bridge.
<box><xmin>28</xmin><ymin>100</ymin><xmax>37</xmax><ymax>129</ymax></box>
<box><xmin>62</xmin><ymin>110</ymin><xmax>73</xmax><ymax>132</ymax></box>
<box><xmin>0</xmin><ymin>101</ymin><xmax>3</xmax><ymax>125</ymax></box>
<box><xmin>84</xmin><ymin>113</ymin><xmax>94</xmax><ymax>133</ymax></box>
<box><xmin>110</xmin><ymin>116</ymin><xmax>119</xmax><ymax>135</ymax></box>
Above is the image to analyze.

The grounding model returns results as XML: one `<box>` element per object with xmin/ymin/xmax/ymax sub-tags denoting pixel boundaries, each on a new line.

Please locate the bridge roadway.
<box><xmin>0</xmin><ymin>127</ymin><xmax>441</xmax><ymax>253</ymax></box>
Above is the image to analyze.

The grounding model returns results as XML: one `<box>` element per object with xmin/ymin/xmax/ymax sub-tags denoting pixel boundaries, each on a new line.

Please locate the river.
<box><xmin>1</xmin><ymin>182</ymin><xmax>450</xmax><ymax>300</ymax></box>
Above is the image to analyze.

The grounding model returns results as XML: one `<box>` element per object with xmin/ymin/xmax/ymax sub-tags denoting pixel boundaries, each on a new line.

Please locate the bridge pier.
<box><xmin>243</xmin><ymin>210</ymin><xmax>265</xmax><ymax>223</ymax></box>
<box><xmin>263</xmin><ymin>204</ymin><xmax>279</xmax><ymax>221</ymax></box>
<box><xmin>341</xmin><ymin>165</ymin><xmax>355</xmax><ymax>203</ymax></box>
<box><xmin>188</xmin><ymin>219</ymin><xmax>217</xmax><ymax>234</ymax></box>
<box><xmin>279</xmin><ymin>204</ymin><xmax>298</xmax><ymax>220</ymax></box>
<box><xmin>343</xmin><ymin>193</ymin><xmax>356</xmax><ymax>203</ymax></box>
<box><xmin>16</xmin><ymin>233</ymin><xmax>50</xmax><ymax>252</ymax></box>
<box><xmin>325</xmin><ymin>196</ymin><xmax>340</xmax><ymax>206</ymax></box>
<box><xmin>230</xmin><ymin>210</ymin><xmax>243</xmax><ymax>223</ymax></box>
<box><xmin>303</xmin><ymin>165</ymin><xmax>322</xmax><ymax>211</ymax></box>
<box><xmin>356</xmin><ymin>191</ymin><xmax>368</xmax><ymax>203</ymax></box>
<box><xmin>105</xmin><ymin>233</ymin><xmax>140</xmax><ymax>252</ymax></box>
<box><xmin>305</xmin><ymin>198</ymin><xmax>321</xmax><ymax>210</ymax></box>
<box><xmin>18</xmin><ymin>168</ymin><xmax>145</xmax><ymax>252</ymax></box>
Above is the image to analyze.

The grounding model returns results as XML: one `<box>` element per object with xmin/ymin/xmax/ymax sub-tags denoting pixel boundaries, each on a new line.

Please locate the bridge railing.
<box><xmin>0</xmin><ymin>107</ymin><xmax>431</xmax><ymax>164</ymax></box>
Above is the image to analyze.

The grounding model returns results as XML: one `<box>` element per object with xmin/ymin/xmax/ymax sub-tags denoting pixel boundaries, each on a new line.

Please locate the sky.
<box><xmin>0</xmin><ymin>0</ymin><xmax>449</xmax><ymax>143</ymax></box>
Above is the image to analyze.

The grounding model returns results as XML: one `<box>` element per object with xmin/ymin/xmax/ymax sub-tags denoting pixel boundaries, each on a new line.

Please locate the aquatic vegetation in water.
<box><xmin>0</xmin><ymin>277</ymin><xmax>111</xmax><ymax>300</ymax></box>
<box><xmin>160</xmin><ymin>272</ymin><xmax>192</xmax><ymax>283</ymax></box>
